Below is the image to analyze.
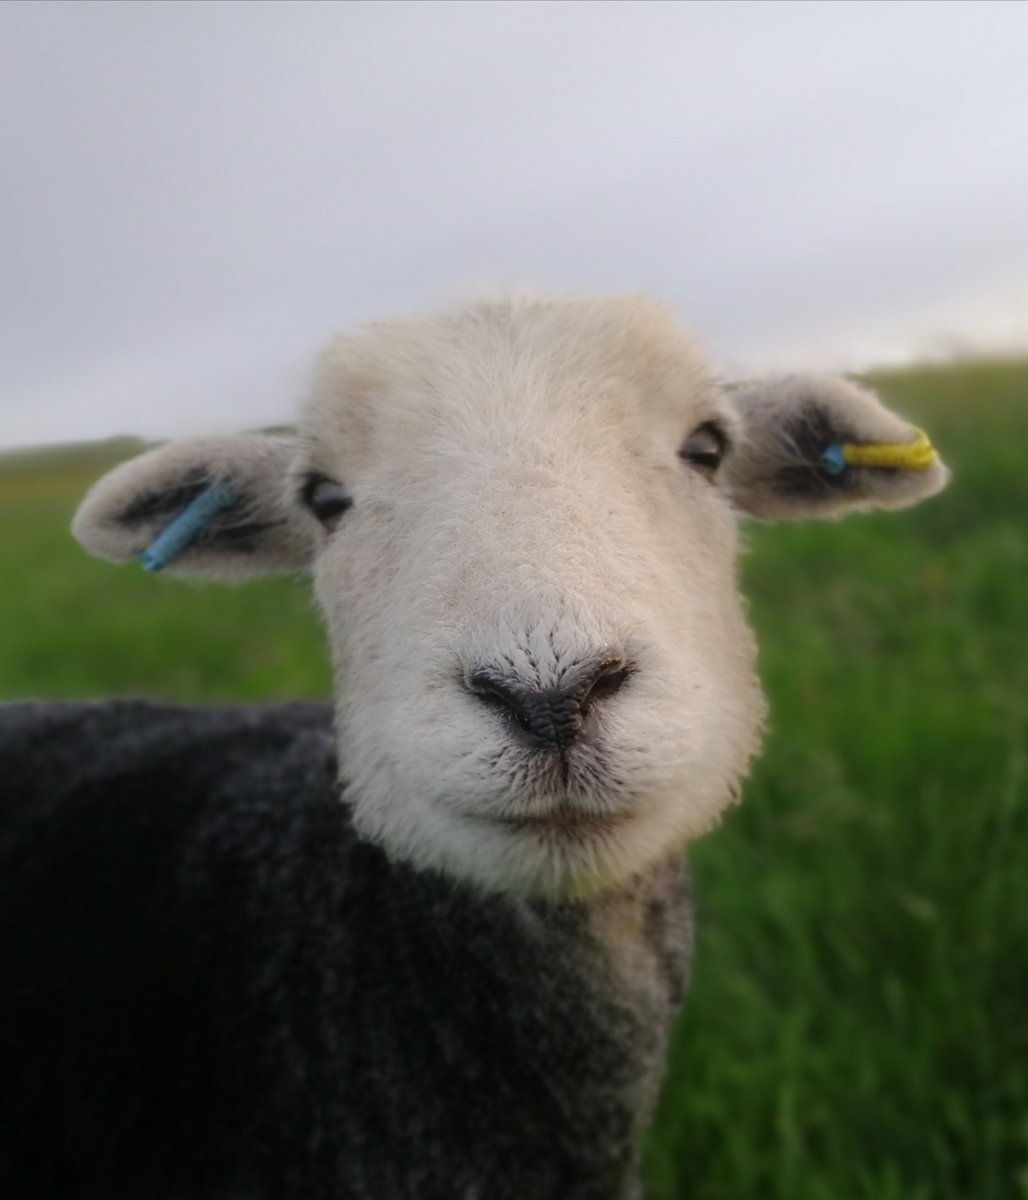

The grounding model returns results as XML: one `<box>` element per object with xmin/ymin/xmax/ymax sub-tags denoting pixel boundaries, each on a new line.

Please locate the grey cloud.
<box><xmin>2</xmin><ymin>0</ymin><xmax>1027</xmax><ymax>448</ymax></box>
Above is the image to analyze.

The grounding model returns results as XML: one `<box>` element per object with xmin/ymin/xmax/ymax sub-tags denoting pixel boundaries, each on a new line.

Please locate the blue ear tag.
<box><xmin>820</xmin><ymin>444</ymin><xmax>847</xmax><ymax>475</ymax></box>
<box><xmin>139</xmin><ymin>483</ymin><xmax>238</xmax><ymax>572</ymax></box>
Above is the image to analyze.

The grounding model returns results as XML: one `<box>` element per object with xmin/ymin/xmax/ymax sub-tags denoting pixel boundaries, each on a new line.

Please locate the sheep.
<box><xmin>0</xmin><ymin>295</ymin><xmax>949</xmax><ymax>1199</ymax></box>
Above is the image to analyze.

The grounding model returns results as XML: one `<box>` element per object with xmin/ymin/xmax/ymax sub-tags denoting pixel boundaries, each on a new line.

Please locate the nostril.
<box><xmin>466</xmin><ymin>671</ymin><xmax>556</xmax><ymax>745</ymax></box>
<box><xmin>466</xmin><ymin>672</ymin><xmax>529</xmax><ymax>726</ymax></box>
<box><xmin>580</xmin><ymin>658</ymin><xmax>632</xmax><ymax>710</ymax></box>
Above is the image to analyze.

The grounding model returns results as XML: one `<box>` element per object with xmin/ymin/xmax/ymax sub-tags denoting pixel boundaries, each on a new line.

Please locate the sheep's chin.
<box><xmin>462</xmin><ymin>814</ymin><xmax>648</xmax><ymax>900</ymax></box>
<box><xmin>348</xmin><ymin>783</ymin><xmax>728</xmax><ymax>900</ymax></box>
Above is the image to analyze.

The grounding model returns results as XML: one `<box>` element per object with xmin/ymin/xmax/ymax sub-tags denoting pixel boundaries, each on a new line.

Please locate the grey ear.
<box><xmin>722</xmin><ymin>375</ymin><xmax>950</xmax><ymax>521</ymax></box>
<box><xmin>72</xmin><ymin>435</ymin><xmax>319</xmax><ymax>579</ymax></box>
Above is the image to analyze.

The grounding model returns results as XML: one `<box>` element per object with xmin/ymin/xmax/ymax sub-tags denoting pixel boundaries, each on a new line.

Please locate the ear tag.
<box><xmin>820</xmin><ymin>444</ymin><xmax>848</xmax><ymax>475</ymax></box>
<box><xmin>820</xmin><ymin>429</ymin><xmax>936</xmax><ymax>476</ymax></box>
<box><xmin>139</xmin><ymin>483</ymin><xmax>238</xmax><ymax>572</ymax></box>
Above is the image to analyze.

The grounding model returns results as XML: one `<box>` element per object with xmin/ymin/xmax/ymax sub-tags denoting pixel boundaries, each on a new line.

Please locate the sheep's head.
<box><xmin>73</xmin><ymin>296</ymin><xmax>949</xmax><ymax>897</ymax></box>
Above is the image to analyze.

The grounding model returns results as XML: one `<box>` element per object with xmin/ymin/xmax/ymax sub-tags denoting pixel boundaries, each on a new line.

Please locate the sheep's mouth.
<box><xmin>482</xmin><ymin>807</ymin><xmax>631</xmax><ymax>838</ymax></box>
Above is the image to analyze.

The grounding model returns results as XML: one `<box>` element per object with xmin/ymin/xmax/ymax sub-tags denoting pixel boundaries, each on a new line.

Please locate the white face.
<box><xmin>74</xmin><ymin>296</ymin><xmax>948</xmax><ymax>896</ymax></box>
<box><xmin>297</xmin><ymin>300</ymin><xmax>766</xmax><ymax>897</ymax></box>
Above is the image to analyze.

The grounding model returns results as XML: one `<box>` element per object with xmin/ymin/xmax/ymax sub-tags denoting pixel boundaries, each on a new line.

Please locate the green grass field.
<box><xmin>2</xmin><ymin>360</ymin><xmax>1026</xmax><ymax>1199</ymax></box>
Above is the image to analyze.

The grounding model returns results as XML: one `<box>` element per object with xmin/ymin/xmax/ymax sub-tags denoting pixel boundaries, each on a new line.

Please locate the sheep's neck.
<box><xmin>339</xmin><ymin>846</ymin><xmax>693</xmax><ymax>1198</ymax></box>
<box><xmin>577</xmin><ymin>853</ymin><xmax>694</xmax><ymax>999</ymax></box>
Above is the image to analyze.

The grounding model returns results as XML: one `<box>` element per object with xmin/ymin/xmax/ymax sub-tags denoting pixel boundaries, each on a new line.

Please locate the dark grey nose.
<box><xmin>466</xmin><ymin>657</ymin><xmax>632</xmax><ymax>750</ymax></box>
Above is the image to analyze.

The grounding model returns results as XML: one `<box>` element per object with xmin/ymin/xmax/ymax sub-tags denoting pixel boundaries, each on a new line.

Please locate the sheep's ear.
<box><xmin>72</xmin><ymin>435</ymin><xmax>319</xmax><ymax>579</ymax></box>
<box><xmin>722</xmin><ymin>375</ymin><xmax>950</xmax><ymax>521</ymax></box>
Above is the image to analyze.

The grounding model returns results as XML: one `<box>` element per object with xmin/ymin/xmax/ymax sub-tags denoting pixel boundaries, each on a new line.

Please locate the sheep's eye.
<box><xmin>679</xmin><ymin>422</ymin><xmax>728</xmax><ymax>477</ymax></box>
<box><xmin>301</xmin><ymin>474</ymin><xmax>352</xmax><ymax>529</ymax></box>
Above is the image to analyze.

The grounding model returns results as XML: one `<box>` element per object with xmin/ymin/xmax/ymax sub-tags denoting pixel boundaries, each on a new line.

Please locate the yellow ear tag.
<box><xmin>844</xmin><ymin>429</ymin><xmax>935</xmax><ymax>470</ymax></box>
<box><xmin>840</xmin><ymin>429</ymin><xmax>937</xmax><ymax>472</ymax></box>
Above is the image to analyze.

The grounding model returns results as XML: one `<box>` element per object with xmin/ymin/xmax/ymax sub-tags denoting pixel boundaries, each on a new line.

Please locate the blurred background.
<box><xmin>1</xmin><ymin>3</ymin><xmax>1025</xmax><ymax>1198</ymax></box>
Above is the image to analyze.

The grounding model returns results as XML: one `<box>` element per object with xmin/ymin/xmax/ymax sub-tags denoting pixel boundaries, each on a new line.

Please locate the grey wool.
<box><xmin>0</xmin><ymin>700</ymin><xmax>690</xmax><ymax>1199</ymax></box>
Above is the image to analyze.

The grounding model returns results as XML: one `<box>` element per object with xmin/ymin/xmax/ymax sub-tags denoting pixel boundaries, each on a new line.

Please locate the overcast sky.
<box><xmin>2</xmin><ymin>0</ymin><xmax>1027</xmax><ymax>450</ymax></box>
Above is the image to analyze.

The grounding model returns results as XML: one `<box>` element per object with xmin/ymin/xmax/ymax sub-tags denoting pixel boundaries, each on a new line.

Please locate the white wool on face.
<box><xmin>72</xmin><ymin>293</ymin><xmax>949</xmax><ymax>897</ymax></box>
<box><xmin>301</xmin><ymin>296</ymin><xmax>766</xmax><ymax>896</ymax></box>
